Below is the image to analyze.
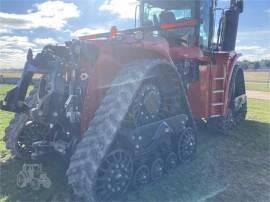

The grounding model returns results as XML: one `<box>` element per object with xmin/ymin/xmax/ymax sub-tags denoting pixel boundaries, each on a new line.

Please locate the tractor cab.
<box><xmin>140</xmin><ymin>0</ymin><xmax>198</xmax><ymax>47</ymax></box>
<box><xmin>139</xmin><ymin>0</ymin><xmax>243</xmax><ymax>52</ymax></box>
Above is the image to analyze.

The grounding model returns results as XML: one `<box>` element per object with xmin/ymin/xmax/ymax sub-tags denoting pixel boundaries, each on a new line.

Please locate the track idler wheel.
<box><xmin>150</xmin><ymin>158</ymin><xmax>164</xmax><ymax>181</ymax></box>
<box><xmin>165</xmin><ymin>152</ymin><xmax>177</xmax><ymax>171</ymax></box>
<box><xmin>94</xmin><ymin>149</ymin><xmax>133</xmax><ymax>201</ymax></box>
<box><xmin>15</xmin><ymin>121</ymin><xmax>49</xmax><ymax>159</ymax></box>
<box><xmin>178</xmin><ymin>127</ymin><xmax>196</xmax><ymax>162</ymax></box>
<box><xmin>133</xmin><ymin>164</ymin><xmax>150</xmax><ymax>188</ymax></box>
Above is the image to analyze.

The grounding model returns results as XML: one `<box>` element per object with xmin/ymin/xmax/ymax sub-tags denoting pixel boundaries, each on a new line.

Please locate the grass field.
<box><xmin>0</xmin><ymin>85</ymin><xmax>14</xmax><ymax>159</ymax></box>
<box><xmin>0</xmin><ymin>83</ymin><xmax>269</xmax><ymax>202</ymax></box>
<box><xmin>244</xmin><ymin>71</ymin><xmax>270</xmax><ymax>92</ymax></box>
<box><xmin>246</xmin><ymin>82</ymin><xmax>270</xmax><ymax>92</ymax></box>
<box><xmin>0</xmin><ymin>71</ymin><xmax>21</xmax><ymax>78</ymax></box>
<box><xmin>244</xmin><ymin>71</ymin><xmax>270</xmax><ymax>83</ymax></box>
<box><xmin>0</xmin><ymin>71</ymin><xmax>41</xmax><ymax>79</ymax></box>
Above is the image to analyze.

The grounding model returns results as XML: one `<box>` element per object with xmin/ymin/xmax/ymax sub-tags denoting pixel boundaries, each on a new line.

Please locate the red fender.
<box><xmin>79</xmin><ymin>36</ymin><xmax>172</xmax><ymax>133</ymax></box>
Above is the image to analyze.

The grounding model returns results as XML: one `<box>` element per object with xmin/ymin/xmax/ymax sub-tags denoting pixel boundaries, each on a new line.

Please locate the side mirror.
<box><xmin>236</xmin><ymin>0</ymin><xmax>244</xmax><ymax>13</ymax></box>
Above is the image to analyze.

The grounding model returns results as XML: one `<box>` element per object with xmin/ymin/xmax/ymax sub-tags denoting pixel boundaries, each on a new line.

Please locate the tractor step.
<box><xmin>211</xmin><ymin>71</ymin><xmax>225</xmax><ymax>117</ymax></box>
<box><xmin>212</xmin><ymin>90</ymin><xmax>224</xmax><ymax>94</ymax></box>
<box><xmin>210</xmin><ymin>114</ymin><xmax>222</xmax><ymax>118</ymax></box>
<box><xmin>213</xmin><ymin>77</ymin><xmax>225</xmax><ymax>80</ymax></box>
<box><xmin>211</xmin><ymin>102</ymin><xmax>224</xmax><ymax>106</ymax></box>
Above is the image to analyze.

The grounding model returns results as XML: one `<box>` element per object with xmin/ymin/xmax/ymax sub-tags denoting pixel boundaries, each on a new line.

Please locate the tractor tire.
<box><xmin>67</xmin><ymin>59</ymin><xmax>195</xmax><ymax>201</ymax></box>
<box><xmin>208</xmin><ymin>65</ymin><xmax>247</xmax><ymax>134</ymax></box>
<box><xmin>4</xmin><ymin>88</ymin><xmax>38</xmax><ymax>159</ymax></box>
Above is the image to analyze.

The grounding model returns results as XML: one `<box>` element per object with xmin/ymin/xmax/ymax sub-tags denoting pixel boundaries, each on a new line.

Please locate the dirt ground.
<box><xmin>247</xmin><ymin>90</ymin><xmax>270</xmax><ymax>100</ymax></box>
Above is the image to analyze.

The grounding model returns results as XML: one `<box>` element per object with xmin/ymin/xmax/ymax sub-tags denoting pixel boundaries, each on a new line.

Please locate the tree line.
<box><xmin>237</xmin><ymin>60</ymin><xmax>270</xmax><ymax>70</ymax></box>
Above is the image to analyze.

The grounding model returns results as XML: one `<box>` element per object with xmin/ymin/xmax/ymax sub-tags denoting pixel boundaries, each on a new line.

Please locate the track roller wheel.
<box><xmin>151</xmin><ymin>158</ymin><xmax>164</xmax><ymax>181</ymax></box>
<box><xmin>178</xmin><ymin>127</ymin><xmax>196</xmax><ymax>162</ymax></box>
<box><xmin>133</xmin><ymin>165</ymin><xmax>150</xmax><ymax>189</ymax></box>
<box><xmin>165</xmin><ymin>152</ymin><xmax>177</xmax><ymax>171</ymax></box>
<box><xmin>223</xmin><ymin>108</ymin><xmax>235</xmax><ymax>130</ymax></box>
<box><xmin>94</xmin><ymin>149</ymin><xmax>133</xmax><ymax>201</ymax></box>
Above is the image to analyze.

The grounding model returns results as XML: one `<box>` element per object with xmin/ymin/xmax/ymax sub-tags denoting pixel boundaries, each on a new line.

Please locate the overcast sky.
<box><xmin>0</xmin><ymin>0</ymin><xmax>269</xmax><ymax>69</ymax></box>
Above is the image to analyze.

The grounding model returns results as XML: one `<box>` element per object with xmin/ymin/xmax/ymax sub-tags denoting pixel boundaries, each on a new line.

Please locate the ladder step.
<box><xmin>212</xmin><ymin>102</ymin><xmax>224</xmax><ymax>106</ymax></box>
<box><xmin>213</xmin><ymin>90</ymin><xmax>224</xmax><ymax>94</ymax></box>
<box><xmin>210</xmin><ymin>114</ymin><xmax>222</xmax><ymax>118</ymax></box>
<box><xmin>213</xmin><ymin>77</ymin><xmax>225</xmax><ymax>81</ymax></box>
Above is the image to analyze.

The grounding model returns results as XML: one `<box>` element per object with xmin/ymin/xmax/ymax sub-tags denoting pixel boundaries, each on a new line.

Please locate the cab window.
<box><xmin>143</xmin><ymin>1</ymin><xmax>196</xmax><ymax>47</ymax></box>
<box><xmin>200</xmin><ymin>0</ymin><xmax>211</xmax><ymax>48</ymax></box>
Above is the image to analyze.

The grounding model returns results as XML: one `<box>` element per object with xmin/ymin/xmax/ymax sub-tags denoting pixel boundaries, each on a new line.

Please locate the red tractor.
<box><xmin>1</xmin><ymin>0</ymin><xmax>246</xmax><ymax>201</ymax></box>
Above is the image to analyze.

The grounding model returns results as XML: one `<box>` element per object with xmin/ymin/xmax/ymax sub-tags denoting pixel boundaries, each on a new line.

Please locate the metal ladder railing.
<box><xmin>209</xmin><ymin>64</ymin><xmax>227</xmax><ymax>118</ymax></box>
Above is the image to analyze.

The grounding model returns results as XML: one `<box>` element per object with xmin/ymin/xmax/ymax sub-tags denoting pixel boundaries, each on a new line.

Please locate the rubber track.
<box><xmin>4</xmin><ymin>88</ymin><xmax>38</xmax><ymax>158</ymax></box>
<box><xmin>66</xmin><ymin>59</ymin><xmax>176</xmax><ymax>201</ymax></box>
